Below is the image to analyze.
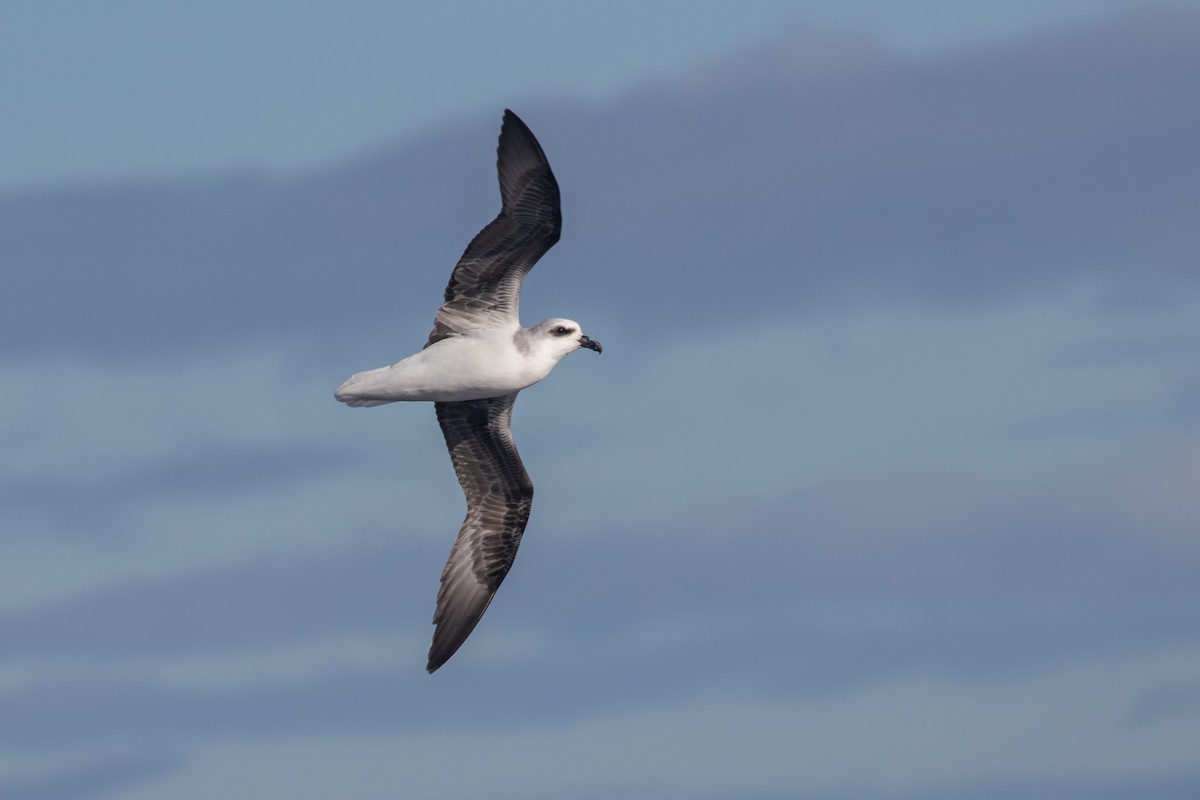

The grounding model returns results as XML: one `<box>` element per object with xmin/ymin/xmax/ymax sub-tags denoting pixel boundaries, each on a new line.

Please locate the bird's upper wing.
<box><xmin>427</xmin><ymin>393</ymin><xmax>533</xmax><ymax>672</ymax></box>
<box><xmin>425</xmin><ymin>110</ymin><xmax>561</xmax><ymax>347</ymax></box>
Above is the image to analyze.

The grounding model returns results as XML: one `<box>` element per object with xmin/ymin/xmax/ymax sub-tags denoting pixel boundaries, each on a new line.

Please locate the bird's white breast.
<box><xmin>334</xmin><ymin>332</ymin><xmax>554</xmax><ymax>405</ymax></box>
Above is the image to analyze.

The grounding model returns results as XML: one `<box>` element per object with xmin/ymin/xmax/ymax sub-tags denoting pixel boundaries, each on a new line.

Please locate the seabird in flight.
<box><xmin>335</xmin><ymin>110</ymin><xmax>601</xmax><ymax>672</ymax></box>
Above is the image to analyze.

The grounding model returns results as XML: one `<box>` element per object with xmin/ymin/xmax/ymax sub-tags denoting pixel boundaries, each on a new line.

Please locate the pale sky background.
<box><xmin>3</xmin><ymin>2</ymin><xmax>1199</xmax><ymax>799</ymax></box>
<box><xmin>0</xmin><ymin>0</ymin><xmax>1153</xmax><ymax>192</ymax></box>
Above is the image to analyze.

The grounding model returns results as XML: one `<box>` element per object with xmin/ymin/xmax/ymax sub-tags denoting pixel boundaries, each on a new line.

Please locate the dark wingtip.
<box><xmin>425</xmin><ymin>586</ymin><xmax>500</xmax><ymax>674</ymax></box>
<box><xmin>425</xmin><ymin>625</ymin><xmax>474</xmax><ymax>674</ymax></box>
<box><xmin>426</xmin><ymin>629</ymin><xmax>460</xmax><ymax>674</ymax></box>
<box><xmin>426</xmin><ymin>643</ymin><xmax>452</xmax><ymax>674</ymax></box>
<box><xmin>498</xmin><ymin>109</ymin><xmax>539</xmax><ymax>157</ymax></box>
<box><xmin>494</xmin><ymin>108</ymin><xmax>559</xmax><ymax>222</ymax></box>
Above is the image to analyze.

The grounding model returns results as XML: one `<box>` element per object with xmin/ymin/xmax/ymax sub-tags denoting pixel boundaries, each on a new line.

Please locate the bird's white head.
<box><xmin>526</xmin><ymin>317</ymin><xmax>603</xmax><ymax>364</ymax></box>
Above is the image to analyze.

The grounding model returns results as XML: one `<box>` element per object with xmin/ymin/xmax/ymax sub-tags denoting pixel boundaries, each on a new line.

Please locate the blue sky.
<box><xmin>0</xmin><ymin>0</ymin><xmax>1149</xmax><ymax>192</ymax></box>
<box><xmin>3</xmin><ymin>3</ymin><xmax>1200</xmax><ymax>799</ymax></box>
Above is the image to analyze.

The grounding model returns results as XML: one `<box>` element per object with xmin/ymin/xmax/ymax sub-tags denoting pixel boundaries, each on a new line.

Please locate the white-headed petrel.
<box><xmin>335</xmin><ymin>110</ymin><xmax>601</xmax><ymax>672</ymax></box>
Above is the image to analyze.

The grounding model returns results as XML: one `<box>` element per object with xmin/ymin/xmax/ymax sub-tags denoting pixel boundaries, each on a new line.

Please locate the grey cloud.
<box><xmin>0</xmin><ymin>754</ymin><xmax>176</xmax><ymax>800</ymax></box>
<box><xmin>806</xmin><ymin>772</ymin><xmax>1200</xmax><ymax>800</ymax></box>
<box><xmin>2</xmin><ymin>443</ymin><xmax>1196</xmax><ymax>748</ymax></box>
<box><xmin>0</xmin><ymin>538</ymin><xmax>419</xmax><ymax>659</ymax></box>
<box><xmin>2</xmin><ymin>9</ymin><xmax>1198</xmax><ymax>357</ymax></box>
<box><xmin>0</xmin><ymin>673</ymin><xmax>412</xmax><ymax>747</ymax></box>
<box><xmin>896</xmin><ymin>773</ymin><xmax>1200</xmax><ymax>800</ymax></box>
<box><xmin>1122</xmin><ymin>679</ymin><xmax>1200</xmax><ymax>728</ymax></box>
<box><xmin>563</xmin><ymin>772</ymin><xmax>1200</xmax><ymax>800</ymax></box>
<box><xmin>0</xmin><ymin>443</ymin><xmax>360</xmax><ymax>536</ymax></box>
<box><xmin>4</xmin><ymin>467</ymin><xmax>1194</xmax><ymax>664</ymax></box>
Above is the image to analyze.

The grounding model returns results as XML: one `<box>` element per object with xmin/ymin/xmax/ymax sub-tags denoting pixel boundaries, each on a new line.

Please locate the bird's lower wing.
<box><xmin>428</xmin><ymin>393</ymin><xmax>533</xmax><ymax>672</ymax></box>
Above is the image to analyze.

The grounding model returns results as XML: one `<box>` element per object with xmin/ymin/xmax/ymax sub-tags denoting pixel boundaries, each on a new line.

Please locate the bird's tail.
<box><xmin>334</xmin><ymin>371</ymin><xmax>397</xmax><ymax>407</ymax></box>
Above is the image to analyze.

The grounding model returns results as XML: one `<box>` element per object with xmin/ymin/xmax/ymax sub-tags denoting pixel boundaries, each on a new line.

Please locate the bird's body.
<box><xmin>336</xmin><ymin>318</ymin><xmax>584</xmax><ymax>405</ymax></box>
<box><xmin>335</xmin><ymin>110</ymin><xmax>600</xmax><ymax>672</ymax></box>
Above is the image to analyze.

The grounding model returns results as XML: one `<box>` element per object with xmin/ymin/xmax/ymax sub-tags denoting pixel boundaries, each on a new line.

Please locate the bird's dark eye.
<box><xmin>552</xmin><ymin>325</ymin><xmax>573</xmax><ymax>336</ymax></box>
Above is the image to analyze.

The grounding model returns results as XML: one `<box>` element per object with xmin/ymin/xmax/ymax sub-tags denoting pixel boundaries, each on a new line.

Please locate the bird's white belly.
<box><xmin>335</xmin><ymin>336</ymin><xmax>548</xmax><ymax>405</ymax></box>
